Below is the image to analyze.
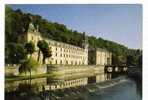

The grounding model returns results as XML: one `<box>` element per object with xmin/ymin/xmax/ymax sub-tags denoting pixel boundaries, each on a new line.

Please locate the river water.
<box><xmin>5</xmin><ymin>78</ymin><xmax>142</xmax><ymax>100</ymax></box>
<box><xmin>86</xmin><ymin>79</ymin><xmax>141</xmax><ymax>100</ymax></box>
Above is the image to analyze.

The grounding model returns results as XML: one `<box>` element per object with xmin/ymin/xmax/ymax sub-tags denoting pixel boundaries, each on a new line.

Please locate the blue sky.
<box><xmin>10</xmin><ymin>4</ymin><xmax>142</xmax><ymax>49</ymax></box>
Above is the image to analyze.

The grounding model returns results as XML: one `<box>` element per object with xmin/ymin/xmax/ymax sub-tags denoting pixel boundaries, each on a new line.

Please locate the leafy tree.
<box><xmin>5</xmin><ymin>43</ymin><xmax>26</xmax><ymax>64</ymax></box>
<box><xmin>25</xmin><ymin>41</ymin><xmax>35</xmax><ymax>58</ymax></box>
<box><xmin>126</xmin><ymin>49</ymin><xmax>142</xmax><ymax>67</ymax></box>
<box><xmin>126</xmin><ymin>55</ymin><xmax>137</xmax><ymax>66</ymax></box>
<box><xmin>37</xmin><ymin>40</ymin><xmax>52</xmax><ymax>64</ymax></box>
<box><xmin>138</xmin><ymin>54</ymin><xmax>142</xmax><ymax>68</ymax></box>
<box><xmin>19</xmin><ymin>58</ymin><xmax>40</xmax><ymax>80</ymax></box>
<box><xmin>5</xmin><ymin>6</ymin><xmax>31</xmax><ymax>43</ymax></box>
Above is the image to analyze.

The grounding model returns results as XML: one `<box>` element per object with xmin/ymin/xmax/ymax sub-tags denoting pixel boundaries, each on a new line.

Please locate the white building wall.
<box><xmin>24</xmin><ymin>32</ymin><xmax>88</xmax><ymax>65</ymax></box>
<box><xmin>96</xmin><ymin>49</ymin><xmax>112</xmax><ymax>65</ymax></box>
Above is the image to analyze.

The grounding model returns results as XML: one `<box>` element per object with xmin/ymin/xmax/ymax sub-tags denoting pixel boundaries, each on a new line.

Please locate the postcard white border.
<box><xmin>0</xmin><ymin>0</ymin><xmax>146</xmax><ymax>100</ymax></box>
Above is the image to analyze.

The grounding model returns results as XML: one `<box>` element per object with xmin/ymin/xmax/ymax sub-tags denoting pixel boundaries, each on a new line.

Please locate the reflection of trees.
<box><xmin>19</xmin><ymin>58</ymin><xmax>40</xmax><ymax>84</ymax></box>
<box><xmin>17</xmin><ymin>83</ymin><xmax>40</xmax><ymax>94</ymax></box>
<box><xmin>40</xmin><ymin>86</ymin><xmax>87</xmax><ymax>100</ymax></box>
<box><xmin>5</xmin><ymin>83</ymin><xmax>42</xmax><ymax>100</ymax></box>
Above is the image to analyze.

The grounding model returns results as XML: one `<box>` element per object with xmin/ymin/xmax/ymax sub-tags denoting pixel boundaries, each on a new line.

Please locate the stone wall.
<box><xmin>47</xmin><ymin>65</ymin><xmax>105</xmax><ymax>80</ymax></box>
<box><xmin>5</xmin><ymin>65</ymin><xmax>47</xmax><ymax>76</ymax></box>
<box><xmin>5</xmin><ymin>66</ymin><xmax>19</xmax><ymax>76</ymax></box>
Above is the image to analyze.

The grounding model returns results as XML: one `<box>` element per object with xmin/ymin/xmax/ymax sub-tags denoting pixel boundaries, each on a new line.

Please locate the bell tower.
<box><xmin>82</xmin><ymin>32</ymin><xmax>89</xmax><ymax>49</ymax></box>
<box><xmin>82</xmin><ymin>32</ymin><xmax>88</xmax><ymax>65</ymax></box>
<box><xmin>28</xmin><ymin>22</ymin><xmax>37</xmax><ymax>33</ymax></box>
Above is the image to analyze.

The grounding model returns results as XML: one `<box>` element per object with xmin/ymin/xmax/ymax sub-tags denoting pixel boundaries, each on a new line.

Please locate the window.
<box><xmin>66</xmin><ymin>61</ymin><xmax>68</xmax><ymax>65</ymax></box>
<box><xmin>79</xmin><ymin>61</ymin><xmax>81</xmax><ymax>65</ymax></box>
<box><xmin>107</xmin><ymin>58</ymin><xmax>110</xmax><ymax>65</ymax></box>
<box><xmin>55</xmin><ymin>60</ymin><xmax>57</xmax><ymax>64</ymax></box>
<box><xmin>75</xmin><ymin>62</ymin><xmax>77</xmax><ymax>65</ymax></box>
<box><xmin>82</xmin><ymin>62</ymin><xmax>84</xmax><ymax>65</ymax></box>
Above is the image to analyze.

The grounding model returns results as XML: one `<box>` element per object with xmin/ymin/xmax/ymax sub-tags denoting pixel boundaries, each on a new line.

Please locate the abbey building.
<box><xmin>18</xmin><ymin>23</ymin><xmax>111</xmax><ymax>66</ymax></box>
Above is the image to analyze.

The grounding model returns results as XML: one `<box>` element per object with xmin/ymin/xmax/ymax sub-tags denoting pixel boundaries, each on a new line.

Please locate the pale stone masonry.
<box><xmin>88</xmin><ymin>48</ymin><xmax>112</xmax><ymax>65</ymax></box>
<box><xmin>46</xmin><ymin>65</ymin><xmax>105</xmax><ymax>80</ymax></box>
<box><xmin>18</xmin><ymin>23</ymin><xmax>112</xmax><ymax>66</ymax></box>
<box><xmin>18</xmin><ymin>23</ymin><xmax>88</xmax><ymax>65</ymax></box>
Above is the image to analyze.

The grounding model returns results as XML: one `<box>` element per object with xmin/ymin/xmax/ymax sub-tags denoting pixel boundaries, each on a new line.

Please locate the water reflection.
<box><xmin>5</xmin><ymin>78</ymin><xmax>141</xmax><ymax>100</ymax></box>
<box><xmin>87</xmin><ymin>80</ymin><xmax>141</xmax><ymax>100</ymax></box>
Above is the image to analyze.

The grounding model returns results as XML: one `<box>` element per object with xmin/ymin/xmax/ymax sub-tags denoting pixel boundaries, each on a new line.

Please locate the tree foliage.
<box><xmin>19</xmin><ymin>58</ymin><xmax>40</xmax><ymax>75</ymax></box>
<box><xmin>5</xmin><ymin>43</ymin><xmax>26</xmax><ymax>64</ymax></box>
<box><xmin>37</xmin><ymin>40</ymin><xmax>52</xmax><ymax>64</ymax></box>
<box><xmin>5</xmin><ymin>6</ymin><xmax>142</xmax><ymax>67</ymax></box>
<box><xmin>25</xmin><ymin>41</ymin><xmax>35</xmax><ymax>58</ymax></box>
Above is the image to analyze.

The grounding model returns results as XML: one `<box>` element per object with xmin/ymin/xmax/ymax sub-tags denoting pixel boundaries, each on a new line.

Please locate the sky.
<box><xmin>10</xmin><ymin>4</ymin><xmax>142</xmax><ymax>49</ymax></box>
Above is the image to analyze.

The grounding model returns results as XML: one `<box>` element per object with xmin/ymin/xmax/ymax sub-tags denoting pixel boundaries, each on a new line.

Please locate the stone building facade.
<box><xmin>18</xmin><ymin>23</ymin><xmax>88</xmax><ymax>65</ymax></box>
<box><xmin>88</xmin><ymin>48</ymin><xmax>112</xmax><ymax>65</ymax></box>
<box><xmin>18</xmin><ymin>23</ymin><xmax>112</xmax><ymax>66</ymax></box>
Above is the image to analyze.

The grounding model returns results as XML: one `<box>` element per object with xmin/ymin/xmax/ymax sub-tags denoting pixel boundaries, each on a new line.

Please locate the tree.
<box><xmin>25</xmin><ymin>41</ymin><xmax>35</xmax><ymax>58</ymax></box>
<box><xmin>19</xmin><ymin>58</ymin><xmax>40</xmax><ymax>83</ymax></box>
<box><xmin>126</xmin><ymin>55</ymin><xmax>137</xmax><ymax>66</ymax></box>
<box><xmin>5</xmin><ymin>6</ymin><xmax>31</xmax><ymax>43</ymax></box>
<box><xmin>5</xmin><ymin>5</ymin><xmax>13</xmax><ymax>43</ymax></box>
<box><xmin>5</xmin><ymin>43</ymin><xmax>26</xmax><ymax>64</ymax></box>
<box><xmin>37</xmin><ymin>40</ymin><xmax>52</xmax><ymax>64</ymax></box>
<box><xmin>138</xmin><ymin>54</ymin><xmax>142</xmax><ymax>68</ymax></box>
<box><xmin>112</xmin><ymin>54</ymin><xmax>119</xmax><ymax>65</ymax></box>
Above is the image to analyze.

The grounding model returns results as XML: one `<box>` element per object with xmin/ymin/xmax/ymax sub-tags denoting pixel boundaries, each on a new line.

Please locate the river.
<box><xmin>5</xmin><ymin>78</ymin><xmax>142</xmax><ymax>100</ymax></box>
<box><xmin>86</xmin><ymin>79</ymin><xmax>141</xmax><ymax>100</ymax></box>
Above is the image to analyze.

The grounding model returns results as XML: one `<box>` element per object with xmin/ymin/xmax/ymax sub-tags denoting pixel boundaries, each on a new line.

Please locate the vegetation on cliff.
<box><xmin>5</xmin><ymin>5</ymin><xmax>142</xmax><ymax>67</ymax></box>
